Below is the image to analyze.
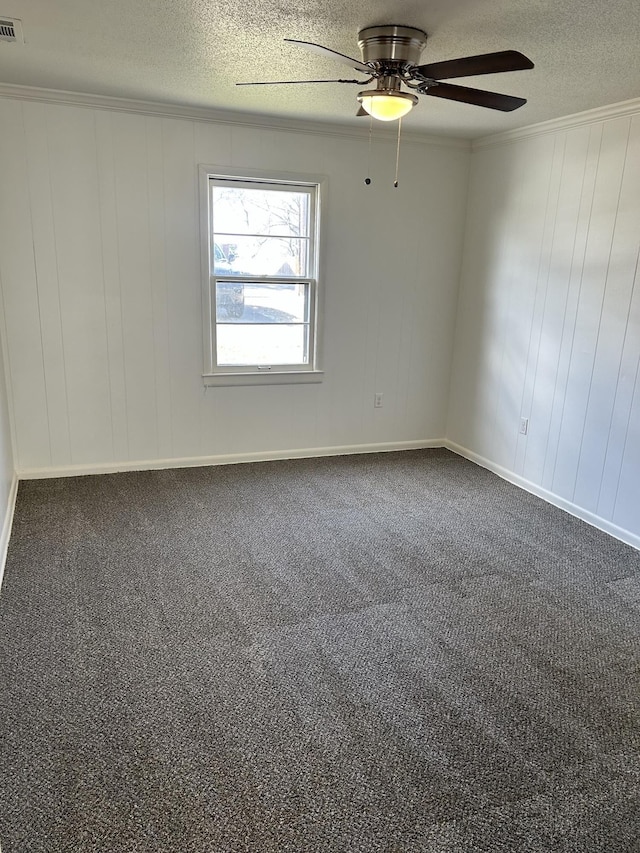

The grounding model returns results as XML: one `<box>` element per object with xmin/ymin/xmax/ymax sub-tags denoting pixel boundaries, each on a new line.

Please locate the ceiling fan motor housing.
<box><xmin>357</xmin><ymin>25</ymin><xmax>427</xmax><ymax>69</ymax></box>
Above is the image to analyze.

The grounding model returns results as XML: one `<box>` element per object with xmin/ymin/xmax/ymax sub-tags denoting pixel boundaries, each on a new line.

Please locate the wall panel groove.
<box><xmin>450</xmin><ymin>110</ymin><xmax>640</xmax><ymax>543</ymax></box>
<box><xmin>0</xmin><ymin>97</ymin><xmax>469</xmax><ymax>474</ymax></box>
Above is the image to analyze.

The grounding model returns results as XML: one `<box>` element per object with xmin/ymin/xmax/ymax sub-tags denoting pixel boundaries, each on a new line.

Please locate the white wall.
<box><xmin>448</xmin><ymin>109</ymin><xmax>640</xmax><ymax>544</ymax></box>
<box><xmin>0</xmin><ymin>96</ymin><xmax>469</xmax><ymax>474</ymax></box>
<box><xmin>0</xmin><ymin>332</ymin><xmax>16</xmax><ymax>580</ymax></box>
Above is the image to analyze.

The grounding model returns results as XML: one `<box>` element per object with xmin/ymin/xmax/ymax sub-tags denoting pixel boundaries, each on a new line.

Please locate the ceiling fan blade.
<box><xmin>423</xmin><ymin>82</ymin><xmax>526</xmax><ymax>111</ymax></box>
<box><xmin>284</xmin><ymin>38</ymin><xmax>372</xmax><ymax>73</ymax></box>
<box><xmin>415</xmin><ymin>50</ymin><xmax>534</xmax><ymax>80</ymax></box>
<box><xmin>236</xmin><ymin>78</ymin><xmax>366</xmax><ymax>86</ymax></box>
<box><xmin>356</xmin><ymin>106</ymin><xmax>368</xmax><ymax>116</ymax></box>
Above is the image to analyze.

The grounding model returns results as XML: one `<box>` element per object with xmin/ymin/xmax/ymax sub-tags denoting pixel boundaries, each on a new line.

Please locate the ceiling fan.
<box><xmin>237</xmin><ymin>25</ymin><xmax>534</xmax><ymax>121</ymax></box>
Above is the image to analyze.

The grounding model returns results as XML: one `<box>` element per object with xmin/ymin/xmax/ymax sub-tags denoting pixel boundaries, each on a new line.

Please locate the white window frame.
<box><xmin>199</xmin><ymin>165</ymin><xmax>326</xmax><ymax>386</ymax></box>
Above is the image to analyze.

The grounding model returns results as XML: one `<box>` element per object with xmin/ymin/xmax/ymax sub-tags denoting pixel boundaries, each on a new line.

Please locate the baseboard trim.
<box><xmin>17</xmin><ymin>439</ymin><xmax>446</xmax><ymax>480</ymax></box>
<box><xmin>446</xmin><ymin>441</ymin><xmax>640</xmax><ymax>552</ymax></box>
<box><xmin>15</xmin><ymin>440</ymin><xmax>640</xmax><ymax>551</ymax></box>
<box><xmin>0</xmin><ymin>472</ymin><xmax>19</xmax><ymax>593</ymax></box>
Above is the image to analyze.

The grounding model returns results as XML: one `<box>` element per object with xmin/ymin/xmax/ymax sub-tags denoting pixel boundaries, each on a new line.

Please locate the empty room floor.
<box><xmin>0</xmin><ymin>449</ymin><xmax>639</xmax><ymax>852</ymax></box>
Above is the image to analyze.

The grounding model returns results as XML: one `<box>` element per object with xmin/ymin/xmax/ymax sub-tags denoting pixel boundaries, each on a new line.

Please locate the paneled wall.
<box><xmin>0</xmin><ymin>338</ymin><xmax>15</xmax><ymax>567</ymax></box>
<box><xmin>448</xmin><ymin>112</ymin><xmax>640</xmax><ymax>542</ymax></box>
<box><xmin>0</xmin><ymin>97</ymin><xmax>469</xmax><ymax>473</ymax></box>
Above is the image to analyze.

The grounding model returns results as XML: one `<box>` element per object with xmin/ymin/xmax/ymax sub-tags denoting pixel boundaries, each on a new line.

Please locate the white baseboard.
<box><xmin>0</xmin><ymin>471</ymin><xmax>19</xmax><ymax>592</ymax></box>
<box><xmin>17</xmin><ymin>439</ymin><xmax>446</xmax><ymax>480</ymax></box>
<box><xmin>446</xmin><ymin>440</ymin><xmax>640</xmax><ymax>552</ymax></box>
<box><xmin>16</xmin><ymin>439</ymin><xmax>639</xmax><ymax>552</ymax></box>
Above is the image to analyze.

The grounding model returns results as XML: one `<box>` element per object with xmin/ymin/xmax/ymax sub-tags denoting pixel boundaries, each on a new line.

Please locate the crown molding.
<box><xmin>473</xmin><ymin>96</ymin><xmax>640</xmax><ymax>150</ymax></box>
<box><xmin>0</xmin><ymin>82</ymin><xmax>470</xmax><ymax>151</ymax></box>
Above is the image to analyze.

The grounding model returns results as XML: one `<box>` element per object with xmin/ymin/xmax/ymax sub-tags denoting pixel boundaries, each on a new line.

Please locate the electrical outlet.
<box><xmin>374</xmin><ymin>392</ymin><xmax>383</xmax><ymax>408</ymax></box>
<box><xmin>519</xmin><ymin>417</ymin><xmax>529</xmax><ymax>436</ymax></box>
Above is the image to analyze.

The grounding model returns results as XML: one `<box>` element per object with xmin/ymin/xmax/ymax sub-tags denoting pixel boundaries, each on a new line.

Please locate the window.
<box><xmin>200</xmin><ymin>167</ymin><xmax>324</xmax><ymax>385</ymax></box>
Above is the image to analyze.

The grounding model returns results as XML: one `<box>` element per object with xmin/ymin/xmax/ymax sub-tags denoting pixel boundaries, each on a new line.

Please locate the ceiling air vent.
<box><xmin>0</xmin><ymin>17</ymin><xmax>24</xmax><ymax>42</ymax></box>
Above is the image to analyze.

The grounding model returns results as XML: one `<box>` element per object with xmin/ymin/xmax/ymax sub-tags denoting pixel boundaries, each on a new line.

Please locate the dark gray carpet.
<box><xmin>0</xmin><ymin>448</ymin><xmax>639</xmax><ymax>852</ymax></box>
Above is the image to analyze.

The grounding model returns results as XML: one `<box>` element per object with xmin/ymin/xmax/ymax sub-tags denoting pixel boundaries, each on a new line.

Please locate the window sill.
<box><xmin>203</xmin><ymin>370</ymin><xmax>324</xmax><ymax>387</ymax></box>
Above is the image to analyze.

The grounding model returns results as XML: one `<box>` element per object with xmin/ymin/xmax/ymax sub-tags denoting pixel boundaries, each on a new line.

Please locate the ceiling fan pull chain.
<box><xmin>394</xmin><ymin>117</ymin><xmax>402</xmax><ymax>188</ymax></box>
<box><xmin>365</xmin><ymin>114</ymin><xmax>373</xmax><ymax>185</ymax></box>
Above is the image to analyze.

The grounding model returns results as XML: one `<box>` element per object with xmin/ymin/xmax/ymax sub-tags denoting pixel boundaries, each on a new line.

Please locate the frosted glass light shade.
<box><xmin>358</xmin><ymin>90</ymin><xmax>418</xmax><ymax>121</ymax></box>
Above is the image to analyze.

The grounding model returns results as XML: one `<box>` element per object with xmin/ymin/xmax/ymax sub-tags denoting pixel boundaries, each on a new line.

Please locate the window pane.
<box><xmin>216</xmin><ymin>282</ymin><xmax>309</xmax><ymax>324</ymax></box>
<box><xmin>212</xmin><ymin>186</ymin><xmax>310</xmax><ymax>237</ymax></box>
<box><xmin>217</xmin><ymin>324</ymin><xmax>309</xmax><ymax>366</ymax></box>
<box><xmin>213</xmin><ymin>235</ymin><xmax>309</xmax><ymax>277</ymax></box>
<box><xmin>204</xmin><ymin>173</ymin><xmax>320</xmax><ymax>378</ymax></box>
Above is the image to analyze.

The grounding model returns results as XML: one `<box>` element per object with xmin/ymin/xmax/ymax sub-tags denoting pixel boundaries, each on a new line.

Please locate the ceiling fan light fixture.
<box><xmin>357</xmin><ymin>89</ymin><xmax>418</xmax><ymax>121</ymax></box>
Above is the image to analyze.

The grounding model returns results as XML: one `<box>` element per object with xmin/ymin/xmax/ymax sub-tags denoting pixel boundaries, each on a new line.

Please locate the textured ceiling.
<box><xmin>0</xmin><ymin>0</ymin><xmax>639</xmax><ymax>138</ymax></box>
